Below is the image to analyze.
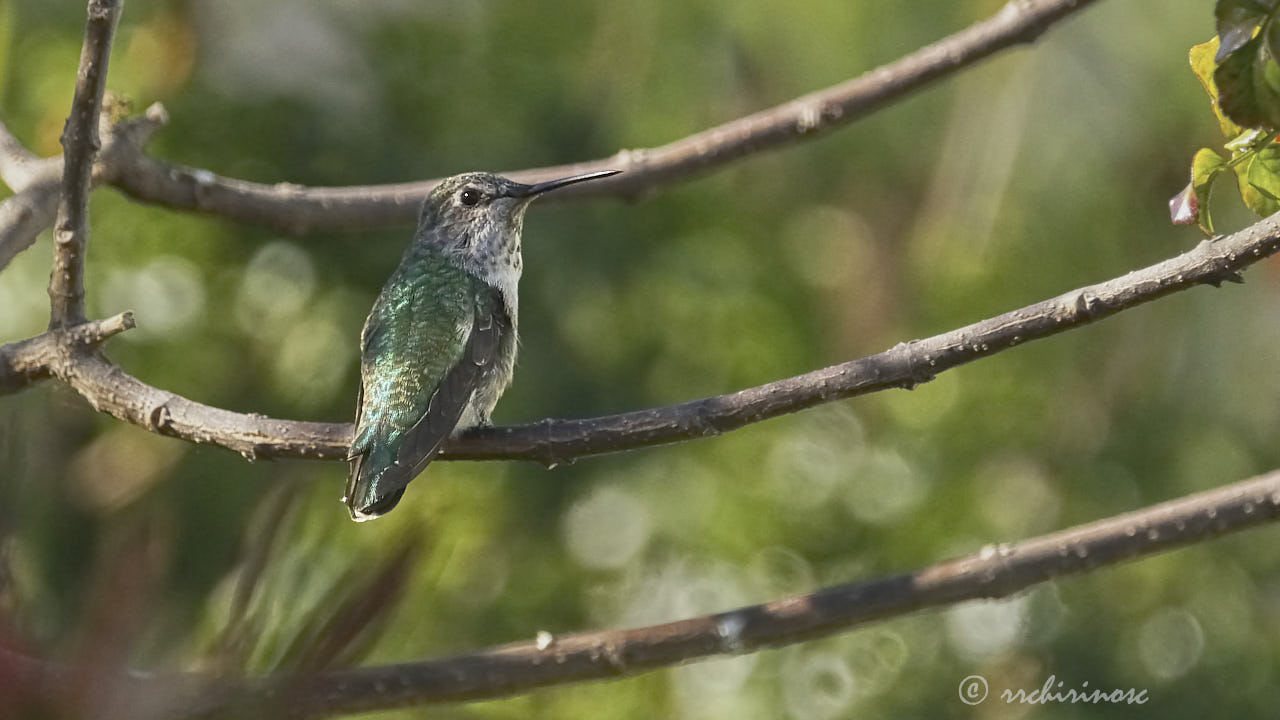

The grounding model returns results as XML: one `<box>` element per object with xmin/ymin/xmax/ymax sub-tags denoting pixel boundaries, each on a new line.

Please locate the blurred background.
<box><xmin>2</xmin><ymin>0</ymin><xmax>1280</xmax><ymax>718</ymax></box>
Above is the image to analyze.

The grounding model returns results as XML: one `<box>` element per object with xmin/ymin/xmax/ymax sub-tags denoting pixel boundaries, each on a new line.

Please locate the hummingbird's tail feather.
<box><xmin>345</xmin><ymin>422</ymin><xmax>411</xmax><ymax>521</ymax></box>
<box><xmin>350</xmin><ymin>486</ymin><xmax>405</xmax><ymax>522</ymax></box>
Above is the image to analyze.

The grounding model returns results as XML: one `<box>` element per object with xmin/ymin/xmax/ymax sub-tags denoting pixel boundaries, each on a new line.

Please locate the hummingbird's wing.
<box><xmin>390</xmin><ymin>300</ymin><xmax>503</xmax><ymax>481</ymax></box>
<box><xmin>346</xmin><ymin>261</ymin><xmax>506</xmax><ymax>520</ymax></box>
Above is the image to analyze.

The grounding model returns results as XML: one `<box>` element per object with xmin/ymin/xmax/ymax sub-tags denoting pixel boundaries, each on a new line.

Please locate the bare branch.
<box><xmin>0</xmin><ymin>124</ymin><xmax>59</xmax><ymax>193</ymax></box>
<box><xmin>0</xmin><ymin>179</ymin><xmax>60</xmax><ymax>270</ymax></box>
<box><xmin>47</xmin><ymin>0</ymin><xmax>124</xmax><ymax>327</ymax></box>
<box><xmin>45</xmin><ymin>350</ymin><xmax>342</xmax><ymax>460</ymax></box>
<box><xmin>263</xmin><ymin>470</ymin><xmax>1280</xmax><ymax>718</ymax></box>
<box><xmin>102</xmin><ymin>0</ymin><xmax>1100</xmax><ymax>234</ymax></box>
<box><xmin>0</xmin><ymin>106</ymin><xmax>168</xmax><ymax>274</ymax></box>
<box><xmin>0</xmin><ymin>211</ymin><xmax>1274</xmax><ymax>466</ymax></box>
<box><xmin>0</xmin><ymin>118</ymin><xmax>42</xmax><ymax>188</ymax></box>
<box><xmin>237</xmin><ymin>468</ymin><xmax>1280</xmax><ymax>718</ymax></box>
<box><xmin>1</xmin><ymin>467</ymin><xmax>1268</xmax><ymax>719</ymax></box>
<box><xmin>0</xmin><ymin>311</ymin><xmax>133</xmax><ymax>393</ymax></box>
<box><xmin>0</xmin><ymin>124</ymin><xmax>36</xmax><ymax>167</ymax></box>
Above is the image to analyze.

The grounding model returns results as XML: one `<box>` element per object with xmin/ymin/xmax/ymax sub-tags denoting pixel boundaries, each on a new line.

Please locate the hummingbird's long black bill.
<box><xmin>515</xmin><ymin>169</ymin><xmax>621</xmax><ymax>198</ymax></box>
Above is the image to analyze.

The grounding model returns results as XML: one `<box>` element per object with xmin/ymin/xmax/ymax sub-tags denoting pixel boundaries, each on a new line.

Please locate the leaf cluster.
<box><xmin>1172</xmin><ymin>2</ymin><xmax>1280</xmax><ymax>232</ymax></box>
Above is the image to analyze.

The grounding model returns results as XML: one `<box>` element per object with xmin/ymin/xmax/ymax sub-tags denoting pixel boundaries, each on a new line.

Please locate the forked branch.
<box><xmin>88</xmin><ymin>0</ymin><xmax>1099</xmax><ymax>234</ymax></box>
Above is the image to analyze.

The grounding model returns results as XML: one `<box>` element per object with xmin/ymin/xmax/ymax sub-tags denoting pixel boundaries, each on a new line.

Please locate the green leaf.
<box><xmin>1197</xmin><ymin>149</ymin><xmax>1227</xmax><ymax>234</ymax></box>
<box><xmin>1195</xmin><ymin>147</ymin><xmax>1228</xmax><ymax>187</ymax></box>
<box><xmin>1239</xmin><ymin>143</ymin><xmax>1280</xmax><ymax>214</ymax></box>
<box><xmin>1216</xmin><ymin>0</ymin><xmax>1272</xmax><ymax>61</ymax></box>
<box><xmin>1191</xmin><ymin>38</ymin><xmax>1245</xmax><ymax>137</ymax></box>
<box><xmin>1268</xmin><ymin>12</ymin><xmax>1280</xmax><ymax>72</ymax></box>
<box><xmin>1213</xmin><ymin>0</ymin><xmax>1280</xmax><ymax>128</ymax></box>
<box><xmin>1171</xmin><ymin>148</ymin><xmax>1228</xmax><ymax>232</ymax></box>
<box><xmin>1215</xmin><ymin>35</ymin><xmax>1280</xmax><ymax>128</ymax></box>
<box><xmin>1190</xmin><ymin>37</ymin><xmax>1221</xmax><ymax>96</ymax></box>
<box><xmin>1196</xmin><ymin>148</ymin><xmax>1229</xmax><ymax>232</ymax></box>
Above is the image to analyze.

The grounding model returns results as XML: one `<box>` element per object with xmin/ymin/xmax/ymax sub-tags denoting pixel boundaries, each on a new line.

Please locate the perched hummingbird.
<box><xmin>344</xmin><ymin>169</ymin><xmax>620</xmax><ymax>521</ymax></box>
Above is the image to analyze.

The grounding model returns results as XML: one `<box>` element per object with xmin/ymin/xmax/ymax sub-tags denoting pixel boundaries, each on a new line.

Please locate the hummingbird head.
<box><xmin>412</xmin><ymin>169</ymin><xmax>619</xmax><ymax>309</ymax></box>
<box><xmin>416</xmin><ymin>169</ymin><xmax>620</xmax><ymax>257</ymax></box>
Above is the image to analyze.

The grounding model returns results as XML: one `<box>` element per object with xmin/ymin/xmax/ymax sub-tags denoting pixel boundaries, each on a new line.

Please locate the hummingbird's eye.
<box><xmin>459</xmin><ymin>188</ymin><xmax>481</xmax><ymax>206</ymax></box>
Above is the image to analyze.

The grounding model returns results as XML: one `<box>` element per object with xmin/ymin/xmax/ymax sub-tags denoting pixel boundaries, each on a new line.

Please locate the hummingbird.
<box><xmin>344</xmin><ymin>169</ymin><xmax>620</xmax><ymax>521</ymax></box>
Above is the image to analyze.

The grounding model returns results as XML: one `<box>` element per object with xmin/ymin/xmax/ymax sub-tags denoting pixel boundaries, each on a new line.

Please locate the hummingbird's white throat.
<box><xmin>454</xmin><ymin>197</ymin><xmax>527</xmax><ymax>320</ymax></box>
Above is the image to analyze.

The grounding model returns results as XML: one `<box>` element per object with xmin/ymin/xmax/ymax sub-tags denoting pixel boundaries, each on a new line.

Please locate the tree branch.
<box><xmin>0</xmin><ymin>121</ymin><xmax>55</xmax><ymax>192</ymax></box>
<box><xmin>0</xmin><ymin>105</ymin><xmax>168</xmax><ymax>274</ymax></box>
<box><xmin>0</xmin><ymin>210</ymin><xmax>1275</xmax><ymax>466</ymax></box>
<box><xmin>0</xmin><ymin>311</ymin><xmax>134</xmax><ymax>393</ymax></box>
<box><xmin>46</xmin><ymin>0</ymin><xmax>123</xmax><ymax>327</ymax></box>
<box><xmin>5</xmin><ymin>466</ymin><xmax>1274</xmax><ymax>719</ymax></box>
<box><xmin>0</xmin><ymin>120</ymin><xmax>38</xmax><ymax>181</ymax></box>
<box><xmin>100</xmin><ymin>0</ymin><xmax>1099</xmax><ymax>234</ymax></box>
<box><xmin>241</xmin><ymin>469</ymin><xmax>1280</xmax><ymax>718</ymax></box>
<box><xmin>0</xmin><ymin>178</ymin><xmax>61</xmax><ymax>270</ymax></box>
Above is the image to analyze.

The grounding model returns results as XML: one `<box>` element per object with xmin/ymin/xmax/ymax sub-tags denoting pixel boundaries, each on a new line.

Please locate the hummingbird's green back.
<box><xmin>346</xmin><ymin>246</ymin><xmax>505</xmax><ymax>518</ymax></box>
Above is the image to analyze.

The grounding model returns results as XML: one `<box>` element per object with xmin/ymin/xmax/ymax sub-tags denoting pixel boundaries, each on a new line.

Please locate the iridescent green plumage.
<box><xmin>346</xmin><ymin>250</ymin><xmax>505</xmax><ymax>517</ymax></box>
<box><xmin>345</xmin><ymin>169</ymin><xmax>619</xmax><ymax>521</ymax></box>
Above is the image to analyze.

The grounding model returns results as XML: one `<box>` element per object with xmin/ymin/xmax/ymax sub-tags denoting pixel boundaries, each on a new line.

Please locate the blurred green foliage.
<box><xmin>3</xmin><ymin>1</ymin><xmax>1280</xmax><ymax>718</ymax></box>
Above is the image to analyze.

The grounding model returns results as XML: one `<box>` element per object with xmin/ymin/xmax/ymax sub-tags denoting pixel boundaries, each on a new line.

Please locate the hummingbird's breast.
<box><xmin>459</xmin><ymin>215</ymin><xmax>523</xmax><ymax>321</ymax></box>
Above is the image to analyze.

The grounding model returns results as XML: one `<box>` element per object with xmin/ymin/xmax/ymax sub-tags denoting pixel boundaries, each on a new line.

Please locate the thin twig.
<box><xmin>1</xmin><ymin>209</ymin><xmax>1274</xmax><ymax>464</ymax></box>
<box><xmin>47</xmin><ymin>0</ymin><xmax>124</xmax><ymax>327</ymax></box>
<box><xmin>4</xmin><ymin>467</ymin><xmax>1273</xmax><ymax>719</ymax></box>
<box><xmin>100</xmin><ymin>0</ymin><xmax>1099</xmax><ymax>234</ymax></box>
<box><xmin>0</xmin><ymin>311</ymin><xmax>133</xmax><ymax>393</ymax></box>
